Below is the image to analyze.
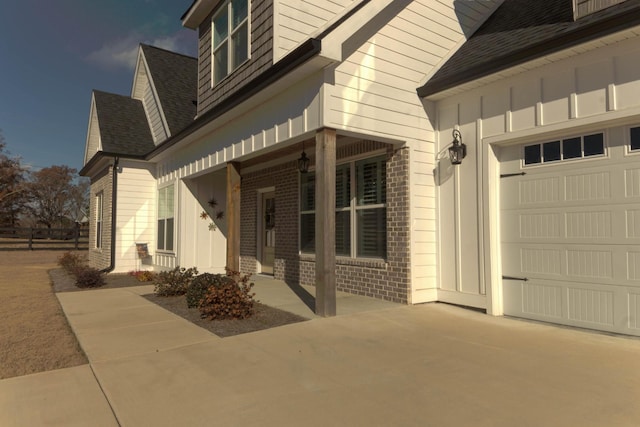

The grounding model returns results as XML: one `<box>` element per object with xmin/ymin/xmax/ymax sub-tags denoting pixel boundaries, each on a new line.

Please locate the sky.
<box><xmin>0</xmin><ymin>0</ymin><xmax>198</xmax><ymax>173</ymax></box>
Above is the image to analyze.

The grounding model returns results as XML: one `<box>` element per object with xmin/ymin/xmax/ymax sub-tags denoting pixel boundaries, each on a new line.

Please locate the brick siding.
<box><xmin>239</xmin><ymin>139</ymin><xmax>411</xmax><ymax>303</ymax></box>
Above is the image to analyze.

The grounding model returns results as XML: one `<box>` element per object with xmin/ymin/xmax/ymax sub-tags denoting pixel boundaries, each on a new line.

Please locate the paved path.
<box><xmin>2</xmin><ymin>281</ymin><xmax>640</xmax><ymax>426</ymax></box>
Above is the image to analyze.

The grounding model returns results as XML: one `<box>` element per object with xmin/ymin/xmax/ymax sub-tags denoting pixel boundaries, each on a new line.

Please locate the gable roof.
<box><xmin>93</xmin><ymin>90</ymin><xmax>155</xmax><ymax>156</ymax></box>
<box><xmin>140</xmin><ymin>44</ymin><xmax>198</xmax><ymax>135</ymax></box>
<box><xmin>418</xmin><ymin>0</ymin><xmax>640</xmax><ymax>98</ymax></box>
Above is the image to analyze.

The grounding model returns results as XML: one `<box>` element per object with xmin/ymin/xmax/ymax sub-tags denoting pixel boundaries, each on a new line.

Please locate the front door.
<box><xmin>261</xmin><ymin>192</ymin><xmax>275</xmax><ymax>275</ymax></box>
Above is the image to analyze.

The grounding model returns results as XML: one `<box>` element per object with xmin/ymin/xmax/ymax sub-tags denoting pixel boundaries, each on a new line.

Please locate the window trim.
<box><xmin>95</xmin><ymin>192</ymin><xmax>103</xmax><ymax>249</ymax></box>
<box><xmin>211</xmin><ymin>0</ymin><xmax>251</xmax><ymax>86</ymax></box>
<box><xmin>157</xmin><ymin>184</ymin><xmax>176</xmax><ymax>253</ymax></box>
<box><xmin>522</xmin><ymin>132</ymin><xmax>606</xmax><ymax>167</ymax></box>
<box><xmin>627</xmin><ymin>125</ymin><xmax>640</xmax><ymax>155</ymax></box>
<box><xmin>299</xmin><ymin>153</ymin><xmax>387</xmax><ymax>260</ymax></box>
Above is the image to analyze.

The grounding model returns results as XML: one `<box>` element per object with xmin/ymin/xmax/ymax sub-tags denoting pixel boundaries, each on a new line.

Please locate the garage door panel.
<box><xmin>500</xmin><ymin>132</ymin><xmax>640</xmax><ymax>336</ymax></box>
<box><xmin>504</xmin><ymin>279</ymin><xmax>638</xmax><ymax>334</ymax></box>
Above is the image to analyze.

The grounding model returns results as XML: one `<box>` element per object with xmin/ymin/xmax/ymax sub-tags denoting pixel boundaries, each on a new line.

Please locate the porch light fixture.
<box><xmin>298</xmin><ymin>142</ymin><xmax>310</xmax><ymax>173</ymax></box>
<box><xmin>449</xmin><ymin>129</ymin><xmax>467</xmax><ymax>165</ymax></box>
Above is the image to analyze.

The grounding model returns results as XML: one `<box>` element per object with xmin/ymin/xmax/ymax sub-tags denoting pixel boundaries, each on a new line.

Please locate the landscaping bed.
<box><xmin>51</xmin><ymin>266</ymin><xmax>308</xmax><ymax>338</ymax></box>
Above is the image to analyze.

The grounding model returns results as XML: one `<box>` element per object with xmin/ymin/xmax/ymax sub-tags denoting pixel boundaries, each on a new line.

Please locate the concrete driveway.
<box><xmin>2</xmin><ymin>283</ymin><xmax>640</xmax><ymax>426</ymax></box>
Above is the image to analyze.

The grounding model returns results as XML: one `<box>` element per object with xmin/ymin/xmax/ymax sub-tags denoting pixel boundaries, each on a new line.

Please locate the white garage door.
<box><xmin>500</xmin><ymin>126</ymin><xmax>640</xmax><ymax>336</ymax></box>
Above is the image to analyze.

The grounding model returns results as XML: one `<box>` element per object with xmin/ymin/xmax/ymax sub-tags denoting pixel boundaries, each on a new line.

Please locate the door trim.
<box><xmin>256</xmin><ymin>187</ymin><xmax>275</xmax><ymax>274</ymax></box>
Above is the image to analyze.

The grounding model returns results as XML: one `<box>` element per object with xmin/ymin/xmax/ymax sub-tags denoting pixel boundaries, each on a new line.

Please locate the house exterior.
<box><xmin>81</xmin><ymin>0</ymin><xmax>640</xmax><ymax>335</ymax></box>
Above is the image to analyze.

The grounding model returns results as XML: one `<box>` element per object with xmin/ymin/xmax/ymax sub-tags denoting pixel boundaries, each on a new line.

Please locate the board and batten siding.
<box><xmin>177</xmin><ymin>172</ymin><xmax>227</xmax><ymax>273</ymax></box>
<box><xmin>113</xmin><ymin>162</ymin><xmax>157</xmax><ymax>273</ymax></box>
<box><xmin>273</xmin><ymin>0</ymin><xmax>353</xmax><ymax>61</ymax></box>
<box><xmin>327</xmin><ymin>0</ymin><xmax>501</xmax><ymax>302</ymax></box>
<box><xmin>197</xmin><ymin>0</ymin><xmax>274</xmax><ymax>116</ymax></box>
<box><xmin>434</xmin><ymin>32</ymin><xmax>640</xmax><ymax>311</ymax></box>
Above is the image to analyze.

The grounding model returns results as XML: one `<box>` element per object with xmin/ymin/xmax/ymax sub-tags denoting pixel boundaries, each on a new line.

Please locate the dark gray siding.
<box><xmin>197</xmin><ymin>0</ymin><xmax>274</xmax><ymax>116</ymax></box>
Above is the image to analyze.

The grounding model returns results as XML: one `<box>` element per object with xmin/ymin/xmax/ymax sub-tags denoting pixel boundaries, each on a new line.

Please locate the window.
<box><xmin>300</xmin><ymin>155</ymin><xmax>387</xmax><ymax>259</ymax></box>
<box><xmin>157</xmin><ymin>185</ymin><xmax>175</xmax><ymax>252</ymax></box>
<box><xmin>95</xmin><ymin>192</ymin><xmax>103</xmax><ymax>249</ymax></box>
<box><xmin>212</xmin><ymin>0</ymin><xmax>249</xmax><ymax>85</ymax></box>
<box><xmin>630</xmin><ymin>126</ymin><xmax>640</xmax><ymax>151</ymax></box>
<box><xmin>523</xmin><ymin>133</ymin><xmax>604</xmax><ymax>165</ymax></box>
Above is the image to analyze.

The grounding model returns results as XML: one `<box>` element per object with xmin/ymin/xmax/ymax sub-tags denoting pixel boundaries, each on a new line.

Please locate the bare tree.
<box><xmin>27</xmin><ymin>165</ymin><xmax>79</xmax><ymax>228</ymax></box>
<box><xmin>0</xmin><ymin>131</ymin><xmax>28</xmax><ymax>227</ymax></box>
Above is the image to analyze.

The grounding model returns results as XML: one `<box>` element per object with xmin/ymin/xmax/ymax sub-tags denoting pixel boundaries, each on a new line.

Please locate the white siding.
<box><xmin>274</xmin><ymin>0</ymin><xmax>353</xmax><ymax>61</ymax></box>
<box><xmin>156</xmin><ymin>71</ymin><xmax>324</xmax><ymax>183</ymax></box>
<box><xmin>327</xmin><ymin>0</ymin><xmax>500</xmax><ymax>303</ymax></box>
<box><xmin>144</xmin><ymin>84</ymin><xmax>168</xmax><ymax>143</ymax></box>
<box><xmin>435</xmin><ymin>33</ymin><xmax>640</xmax><ymax>312</ymax></box>
<box><xmin>178</xmin><ymin>172</ymin><xmax>227</xmax><ymax>273</ymax></box>
<box><xmin>132</xmin><ymin>55</ymin><xmax>168</xmax><ymax>144</ymax></box>
<box><xmin>84</xmin><ymin>99</ymin><xmax>101</xmax><ymax>165</ymax></box>
<box><xmin>113</xmin><ymin>162</ymin><xmax>157</xmax><ymax>273</ymax></box>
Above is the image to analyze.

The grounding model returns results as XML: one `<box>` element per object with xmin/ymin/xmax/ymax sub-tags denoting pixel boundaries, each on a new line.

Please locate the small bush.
<box><xmin>153</xmin><ymin>266</ymin><xmax>198</xmax><ymax>296</ymax></box>
<box><xmin>186</xmin><ymin>273</ymin><xmax>234</xmax><ymax>308</ymax></box>
<box><xmin>128</xmin><ymin>270</ymin><xmax>156</xmax><ymax>282</ymax></box>
<box><xmin>198</xmin><ymin>269</ymin><xmax>255</xmax><ymax>320</ymax></box>
<box><xmin>75</xmin><ymin>267</ymin><xmax>106</xmax><ymax>288</ymax></box>
<box><xmin>58</xmin><ymin>252</ymin><xmax>85</xmax><ymax>275</ymax></box>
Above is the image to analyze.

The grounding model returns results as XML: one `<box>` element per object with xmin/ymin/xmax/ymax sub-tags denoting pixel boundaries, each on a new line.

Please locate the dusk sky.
<box><xmin>0</xmin><ymin>0</ymin><xmax>198</xmax><ymax>173</ymax></box>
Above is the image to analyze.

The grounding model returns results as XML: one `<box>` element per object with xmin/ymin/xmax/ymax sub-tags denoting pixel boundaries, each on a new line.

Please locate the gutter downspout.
<box><xmin>101</xmin><ymin>157</ymin><xmax>119</xmax><ymax>273</ymax></box>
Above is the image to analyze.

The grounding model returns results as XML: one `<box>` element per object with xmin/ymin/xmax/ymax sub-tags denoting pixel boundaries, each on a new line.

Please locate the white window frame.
<box><xmin>157</xmin><ymin>184</ymin><xmax>175</xmax><ymax>253</ymax></box>
<box><xmin>300</xmin><ymin>154</ymin><xmax>387</xmax><ymax>260</ymax></box>
<box><xmin>211</xmin><ymin>0</ymin><xmax>251</xmax><ymax>86</ymax></box>
<box><xmin>95</xmin><ymin>192</ymin><xmax>103</xmax><ymax>249</ymax></box>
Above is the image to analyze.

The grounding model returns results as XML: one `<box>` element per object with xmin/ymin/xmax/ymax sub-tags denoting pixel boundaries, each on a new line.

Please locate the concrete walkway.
<box><xmin>2</xmin><ymin>279</ymin><xmax>640</xmax><ymax>426</ymax></box>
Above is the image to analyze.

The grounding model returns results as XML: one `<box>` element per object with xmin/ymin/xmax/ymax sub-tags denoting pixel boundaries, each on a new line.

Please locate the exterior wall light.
<box><xmin>298</xmin><ymin>142</ymin><xmax>310</xmax><ymax>173</ymax></box>
<box><xmin>449</xmin><ymin>129</ymin><xmax>467</xmax><ymax>165</ymax></box>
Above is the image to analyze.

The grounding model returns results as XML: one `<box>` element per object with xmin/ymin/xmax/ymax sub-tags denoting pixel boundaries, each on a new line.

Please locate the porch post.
<box><xmin>226</xmin><ymin>162</ymin><xmax>241</xmax><ymax>272</ymax></box>
<box><xmin>315</xmin><ymin>128</ymin><xmax>336</xmax><ymax>317</ymax></box>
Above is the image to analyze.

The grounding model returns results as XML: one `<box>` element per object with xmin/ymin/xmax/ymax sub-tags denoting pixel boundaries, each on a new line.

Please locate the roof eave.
<box><xmin>80</xmin><ymin>151</ymin><xmax>146</xmax><ymax>177</ymax></box>
<box><xmin>181</xmin><ymin>0</ymin><xmax>220</xmax><ymax>30</ymax></box>
<box><xmin>417</xmin><ymin>5</ymin><xmax>640</xmax><ymax>98</ymax></box>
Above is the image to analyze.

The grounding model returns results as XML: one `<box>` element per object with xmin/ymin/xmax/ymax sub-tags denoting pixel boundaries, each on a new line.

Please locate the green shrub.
<box><xmin>198</xmin><ymin>269</ymin><xmax>255</xmax><ymax>320</ymax></box>
<box><xmin>186</xmin><ymin>273</ymin><xmax>233</xmax><ymax>308</ymax></box>
<box><xmin>153</xmin><ymin>266</ymin><xmax>198</xmax><ymax>296</ymax></box>
<box><xmin>75</xmin><ymin>267</ymin><xmax>105</xmax><ymax>288</ymax></box>
<box><xmin>58</xmin><ymin>252</ymin><xmax>85</xmax><ymax>275</ymax></box>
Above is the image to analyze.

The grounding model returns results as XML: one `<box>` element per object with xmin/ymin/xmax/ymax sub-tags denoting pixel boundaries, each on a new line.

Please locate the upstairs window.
<box><xmin>212</xmin><ymin>0</ymin><xmax>250</xmax><ymax>85</ymax></box>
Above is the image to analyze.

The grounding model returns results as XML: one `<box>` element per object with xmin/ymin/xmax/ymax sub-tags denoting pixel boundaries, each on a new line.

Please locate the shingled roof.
<box><xmin>418</xmin><ymin>0</ymin><xmax>640</xmax><ymax>98</ymax></box>
<box><xmin>141</xmin><ymin>44</ymin><xmax>197</xmax><ymax>135</ymax></box>
<box><xmin>93</xmin><ymin>90</ymin><xmax>155</xmax><ymax>156</ymax></box>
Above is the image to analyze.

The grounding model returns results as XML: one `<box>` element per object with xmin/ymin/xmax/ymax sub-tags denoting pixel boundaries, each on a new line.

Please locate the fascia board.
<box><xmin>182</xmin><ymin>0</ymin><xmax>220</xmax><ymax>29</ymax></box>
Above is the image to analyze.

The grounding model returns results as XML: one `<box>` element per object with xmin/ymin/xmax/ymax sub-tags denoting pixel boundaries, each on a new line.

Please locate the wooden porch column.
<box><xmin>315</xmin><ymin>128</ymin><xmax>336</xmax><ymax>317</ymax></box>
<box><xmin>226</xmin><ymin>162</ymin><xmax>241</xmax><ymax>272</ymax></box>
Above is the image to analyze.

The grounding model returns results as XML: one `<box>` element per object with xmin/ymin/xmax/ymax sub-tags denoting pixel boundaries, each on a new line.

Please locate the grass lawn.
<box><xmin>0</xmin><ymin>250</ymin><xmax>87</xmax><ymax>380</ymax></box>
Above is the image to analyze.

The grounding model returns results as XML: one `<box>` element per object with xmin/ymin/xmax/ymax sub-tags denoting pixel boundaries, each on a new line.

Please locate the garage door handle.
<box><xmin>502</xmin><ymin>275</ymin><xmax>528</xmax><ymax>281</ymax></box>
<box><xmin>500</xmin><ymin>172</ymin><xmax>526</xmax><ymax>178</ymax></box>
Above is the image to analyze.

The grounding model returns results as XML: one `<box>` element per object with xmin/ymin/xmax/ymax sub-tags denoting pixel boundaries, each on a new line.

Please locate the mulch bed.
<box><xmin>50</xmin><ymin>269</ymin><xmax>309</xmax><ymax>337</ymax></box>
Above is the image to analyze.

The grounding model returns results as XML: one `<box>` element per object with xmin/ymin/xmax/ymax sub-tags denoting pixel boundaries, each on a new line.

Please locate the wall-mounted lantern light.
<box><xmin>298</xmin><ymin>142</ymin><xmax>310</xmax><ymax>173</ymax></box>
<box><xmin>448</xmin><ymin>129</ymin><xmax>467</xmax><ymax>165</ymax></box>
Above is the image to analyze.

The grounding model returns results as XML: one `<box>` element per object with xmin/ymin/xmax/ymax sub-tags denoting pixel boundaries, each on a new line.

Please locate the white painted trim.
<box><xmin>256</xmin><ymin>187</ymin><xmax>276</xmax><ymax>274</ymax></box>
<box><xmin>484</xmin><ymin>104</ymin><xmax>640</xmax><ymax>147</ymax></box>
<box><xmin>484</xmin><ymin>143</ymin><xmax>503</xmax><ymax>316</ymax></box>
<box><xmin>83</xmin><ymin>94</ymin><xmax>97</xmax><ymax>165</ymax></box>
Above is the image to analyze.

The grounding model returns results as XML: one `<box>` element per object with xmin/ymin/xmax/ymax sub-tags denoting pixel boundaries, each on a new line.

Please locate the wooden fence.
<box><xmin>0</xmin><ymin>227</ymin><xmax>89</xmax><ymax>250</ymax></box>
